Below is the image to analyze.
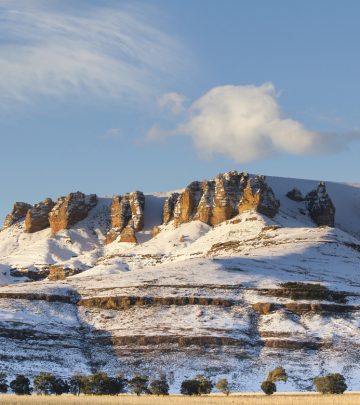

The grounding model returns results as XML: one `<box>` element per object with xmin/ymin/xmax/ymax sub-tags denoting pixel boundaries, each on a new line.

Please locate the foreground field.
<box><xmin>0</xmin><ymin>394</ymin><xmax>360</xmax><ymax>405</ymax></box>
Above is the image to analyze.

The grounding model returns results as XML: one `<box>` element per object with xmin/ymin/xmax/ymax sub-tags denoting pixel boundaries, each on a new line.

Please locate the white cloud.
<box><xmin>0</xmin><ymin>1</ymin><xmax>187</xmax><ymax>107</ymax></box>
<box><xmin>147</xmin><ymin>83</ymin><xmax>358</xmax><ymax>162</ymax></box>
<box><xmin>158</xmin><ymin>92</ymin><xmax>187</xmax><ymax>114</ymax></box>
<box><xmin>101</xmin><ymin>128</ymin><xmax>122</xmax><ymax>140</ymax></box>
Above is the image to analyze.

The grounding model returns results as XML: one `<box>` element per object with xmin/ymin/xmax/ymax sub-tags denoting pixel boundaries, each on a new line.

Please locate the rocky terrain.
<box><xmin>0</xmin><ymin>170</ymin><xmax>359</xmax><ymax>392</ymax></box>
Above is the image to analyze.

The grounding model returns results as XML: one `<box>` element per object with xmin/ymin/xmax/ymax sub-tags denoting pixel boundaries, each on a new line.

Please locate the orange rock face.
<box><xmin>163</xmin><ymin>171</ymin><xmax>280</xmax><ymax>227</ymax></box>
<box><xmin>105</xmin><ymin>191</ymin><xmax>145</xmax><ymax>244</ymax></box>
<box><xmin>3</xmin><ymin>202</ymin><xmax>32</xmax><ymax>229</ymax></box>
<box><xmin>120</xmin><ymin>225</ymin><xmax>137</xmax><ymax>243</ymax></box>
<box><xmin>49</xmin><ymin>192</ymin><xmax>97</xmax><ymax>235</ymax></box>
<box><xmin>25</xmin><ymin>198</ymin><xmax>55</xmax><ymax>233</ymax></box>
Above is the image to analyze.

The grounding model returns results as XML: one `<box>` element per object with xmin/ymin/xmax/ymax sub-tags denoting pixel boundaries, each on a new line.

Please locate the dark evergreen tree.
<box><xmin>128</xmin><ymin>374</ymin><xmax>149</xmax><ymax>396</ymax></box>
<box><xmin>180</xmin><ymin>379</ymin><xmax>201</xmax><ymax>396</ymax></box>
<box><xmin>69</xmin><ymin>374</ymin><xmax>87</xmax><ymax>396</ymax></box>
<box><xmin>10</xmin><ymin>375</ymin><xmax>32</xmax><ymax>395</ymax></box>
<box><xmin>149</xmin><ymin>375</ymin><xmax>169</xmax><ymax>395</ymax></box>
<box><xmin>0</xmin><ymin>372</ymin><xmax>8</xmax><ymax>393</ymax></box>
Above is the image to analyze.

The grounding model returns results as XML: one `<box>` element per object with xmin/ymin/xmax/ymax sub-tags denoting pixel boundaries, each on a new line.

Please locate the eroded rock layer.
<box><xmin>306</xmin><ymin>182</ymin><xmax>335</xmax><ymax>227</ymax></box>
<box><xmin>49</xmin><ymin>192</ymin><xmax>97</xmax><ymax>235</ymax></box>
<box><xmin>25</xmin><ymin>198</ymin><xmax>55</xmax><ymax>233</ymax></box>
<box><xmin>164</xmin><ymin>172</ymin><xmax>280</xmax><ymax>226</ymax></box>
<box><xmin>3</xmin><ymin>202</ymin><xmax>32</xmax><ymax>229</ymax></box>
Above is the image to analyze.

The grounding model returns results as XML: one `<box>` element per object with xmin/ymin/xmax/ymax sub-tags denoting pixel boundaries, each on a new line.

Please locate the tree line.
<box><xmin>0</xmin><ymin>368</ymin><xmax>348</xmax><ymax>396</ymax></box>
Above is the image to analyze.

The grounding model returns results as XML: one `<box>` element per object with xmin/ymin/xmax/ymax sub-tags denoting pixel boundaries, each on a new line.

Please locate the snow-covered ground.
<box><xmin>0</xmin><ymin>174</ymin><xmax>359</xmax><ymax>391</ymax></box>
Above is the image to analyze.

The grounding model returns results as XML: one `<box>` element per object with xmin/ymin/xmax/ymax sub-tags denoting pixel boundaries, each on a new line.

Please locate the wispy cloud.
<box><xmin>101</xmin><ymin>127</ymin><xmax>122</xmax><ymax>140</ymax></box>
<box><xmin>158</xmin><ymin>92</ymin><xmax>188</xmax><ymax>114</ymax></box>
<box><xmin>0</xmin><ymin>0</ymin><xmax>187</xmax><ymax>107</ymax></box>
<box><xmin>146</xmin><ymin>83</ymin><xmax>360</xmax><ymax>162</ymax></box>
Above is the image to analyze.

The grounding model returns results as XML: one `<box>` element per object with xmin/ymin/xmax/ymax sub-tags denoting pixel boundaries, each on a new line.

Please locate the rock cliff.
<box><xmin>3</xmin><ymin>202</ymin><xmax>32</xmax><ymax>229</ymax></box>
<box><xmin>305</xmin><ymin>182</ymin><xmax>335</xmax><ymax>227</ymax></box>
<box><xmin>163</xmin><ymin>171</ymin><xmax>279</xmax><ymax>227</ymax></box>
<box><xmin>49</xmin><ymin>192</ymin><xmax>97</xmax><ymax>235</ymax></box>
<box><xmin>25</xmin><ymin>198</ymin><xmax>55</xmax><ymax>233</ymax></box>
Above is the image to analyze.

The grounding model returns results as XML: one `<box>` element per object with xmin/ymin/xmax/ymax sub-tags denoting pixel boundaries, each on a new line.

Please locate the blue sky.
<box><xmin>1</xmin><ymin>0</ymin><xmax>359</xmax><ymax>221</ymax></box>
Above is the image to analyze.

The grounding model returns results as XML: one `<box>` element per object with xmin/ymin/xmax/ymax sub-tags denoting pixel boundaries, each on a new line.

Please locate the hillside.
<box><xmin>0</xmin><ymin>171</ymin><xmax>359</xmax><ymax>392</ymax></box>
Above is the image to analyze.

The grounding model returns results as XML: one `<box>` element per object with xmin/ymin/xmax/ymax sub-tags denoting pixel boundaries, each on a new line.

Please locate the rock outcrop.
<box><xmin>49</xmin><ymin>192</ymin><xmax>97</xmax><ymax>235</ymax></box>
<box><xmin>286</xmin><ymin>188</ymin><xmax>305</xmax><ymax>202</ymax></box>
<box><xmin>105</xmin><ymin>192</ymin><xmax>145</xmax><ymax>244</ymax></box>
<box><xmin>164</xmin><ymin>172</ymin><xmax>280</xmax><ymax>227</ymax></box>
<box><xmin>25</xmin><ymin>198</ymin><xmax>55</xmax><ymax>233</ymax></box>
<box><xmin>305</xmin><ymin>182</ymin><xmax>335</xmax><ymax>227</ymax></box>
<box><xmin>3</xmin><ymin>202</ymin><xmax>32</xmax><ymax>229</ymax></box>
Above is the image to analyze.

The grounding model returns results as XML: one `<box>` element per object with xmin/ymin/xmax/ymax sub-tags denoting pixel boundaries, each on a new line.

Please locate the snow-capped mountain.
<box><xmin>0</xmin><ymin>171</ymin><xmax>359</xmax><ymax>392</ymax></box>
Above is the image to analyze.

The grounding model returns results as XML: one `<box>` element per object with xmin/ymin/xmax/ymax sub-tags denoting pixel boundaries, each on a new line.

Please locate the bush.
<box><xmin>149</xmin><ymin>375</ymin><xmax>169</xmax><ymax>395</ymax></box>
<box><xmin>216</xmin><ymin>378</ymin><xmax>230</xmax><ymax>395</ymax></box>
<box><xmin>10</xmin><ymin>375</ymin><xmax>32</xmax><ymax>395</ymax></box>
<box><xmin>0</xmin><ymin>372</ymin><xmax>8</xmax><ymax>393</ymax></box>
<box><xmin>180</xmin><ymin>379</ymin><xmax>201</xmax><ymax>396</ymax></box>
<box><xmin>267</xmin><ymin>367</ymin><xmax>288</xmax><ymax>383</ymax></box>
<box><xmin>313</xmin><ymin>373</ymin><xmax>347</xmax><ymax>394</ymax></box>
<box><xmin>128</xmin><ymin>374</ymin><xmax>149</xmax><ymax>396</ymax></box>
<box><xmin>261</xmin><ymin>380</ymin><xmax>276</xmax><ymax>395</ymax></box>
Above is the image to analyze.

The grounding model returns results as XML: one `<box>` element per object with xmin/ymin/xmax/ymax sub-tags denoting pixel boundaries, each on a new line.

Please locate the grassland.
<box><xmin>0</xmin><ymin>393</ymin><xmax>359</xmax><ymax>405</ymax></box>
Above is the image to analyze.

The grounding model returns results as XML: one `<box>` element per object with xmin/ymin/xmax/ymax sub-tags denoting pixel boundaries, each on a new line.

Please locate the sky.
<box><xmin>1</xmin><ymin>0</ymin><xmax>360</xmax><ymax>221</ymax></box>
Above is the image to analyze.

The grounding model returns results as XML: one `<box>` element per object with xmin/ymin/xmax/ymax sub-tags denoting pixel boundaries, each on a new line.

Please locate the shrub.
<box><xmin>261</xmin><ymin>380</ymin><xmax>276</xmax><ymax>395</ymax></box>
<box><xmin>128</xmin><ymin>374</ymin><xmax>149</xmax><ymax>396</ymax></box>
<box><xmin>267</xmin><ymin>367</ymin><xmax>288</xmax><ymax>383</ymax></box>
<box><xmin>313</xmin><ymin>373</ymin><xmax>347</xmax><ymax>394</ymax></box>
<box><xmin>149</xmin><ymin>375</ymin><xmax>169</xmax><ymax>395</ymax></box>
<box><xmin>216</xmin><ymin>378</ymin><xmax>230</xmax><ymax>395</ymax></box>
<box><xmin>0</xmin><ymin>372</ymin><xmax>8</xmax><ymax>393</ymax></box>
<box><xmin>10</xmin><ymin>375</ymin><xmax>32</xmax><ymax>395</ymax></box>
<box><xmin>180</xmin><ymin>379</ymin><xmax>201</xmax><ymax>396</ymax></box>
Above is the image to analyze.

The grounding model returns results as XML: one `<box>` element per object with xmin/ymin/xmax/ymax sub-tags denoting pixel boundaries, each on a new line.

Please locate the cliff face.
<box><xmin>25</xmin><ymin>198</ymin><xmax>55</xmax><ymax>233</ymax></box>
<box><xmin>49</xmin><ymin>192</ymin><xmax>97</xmax><ymax>235</ymax></box>
<box><xmin>3</xmin><ymin>202</ymin><xmax>32</xmax><ymax>229</ymax></box>
<box><xmin>306</xmin><ymin>182</ymin><xmax>335</xmax><ymax>227</ymax></box>
<box><xmin>163</xmin><ymin>171</ymin><xmax>280</xmax><ymax>227</ymax></box>
<box><xmin>105</xmin><ymin>191</ymin><xmax>145</xmax><ymax>244</ymax></box>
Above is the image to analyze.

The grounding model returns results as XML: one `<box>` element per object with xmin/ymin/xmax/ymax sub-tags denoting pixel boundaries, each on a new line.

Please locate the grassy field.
<box><xmin>0</xmin><ymin>393</ymin><xmax>359</xmax><ymax>405</ymax></box>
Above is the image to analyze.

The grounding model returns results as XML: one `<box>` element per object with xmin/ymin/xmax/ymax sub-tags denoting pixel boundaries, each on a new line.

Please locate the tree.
<box><xmin>10</xmin><ymin>375</ymin><xmax>32</xmax><ymax>395</ymax></box>
<box><xmin>313</xmin><ymin>373</ymin><xmax>347</xmax><ymax>394</ymax></box>
<box><xmin>0</xmin><ymin>372</ymin><xmax>8</xmax><ymax>393</ymax></box>
<box><xmin>195</xmin><ymin>375</ymin><xmax>213</xmax><ymax>395</ymax></box>
<box><xmin>52</xmin><ymin>377</ymin><xmax>69</xmax><ymax>395</ymax></box>
<box><xmin>149</xmin><ymin>375</ymin><xmax>169</xmax><ymax>395</ymax></box>
<box><xmin>69</xmin><ymin>373</ymin><xmax>87</xmax><ymax>396</ymax></box>
<box><xmin>216</xmin><ymin>378</ymin><xmax>230</xmax><ymax>396</ymax></box>
<box><xmin>128</xmin><ymin>375</ymin><xmax>149</xmax><ymax>396</ymax></box>
<box><xmin>33</xmin><ymin>372</ymin><xmax>68</xmax><ymax>395</ymax></box>
<box><xmin>180</xmin><ymin>379</ymin><xmax>201</xmax><ymax>396</ymax></box>
<box><xmin>261</xmin><ymin>380</ymin><xmax>276</xmax><ymax>395</ymax></box>
<box><xmin>266</xmin><ymin>367</ymin><xmax>288</xmax><ymax>383</ymax></box>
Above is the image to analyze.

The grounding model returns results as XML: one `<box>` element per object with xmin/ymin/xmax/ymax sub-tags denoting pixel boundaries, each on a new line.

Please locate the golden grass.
<box><xmin>0</xmin><ymin>393</ymin><xmax>359</xmax><ymax>405</ymax></box>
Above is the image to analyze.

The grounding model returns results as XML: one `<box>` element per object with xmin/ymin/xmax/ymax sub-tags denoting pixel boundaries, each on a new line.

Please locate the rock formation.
<box><xmin>25</xmin><ymin>198</ymin><xmax>55</xmax><ymax>233</ymax></box>
<box><xmin>238</xmin><ymin>176</ymin><xmax>280</xmax><ymax>218</ymax></box>
<box><xmin>3</xmin><ymin>202</ymin><xmax>32</xmax><ymax>229</ymax></box>
<box><xmin>163</xmin><ymin>171</ymin><xmax>280</xmax><ymax>227</ymax></box>
<box><xmin>286</xmin><ymin>188</ymin><xmax>305</xmax><ymax>202</ymax></box>
<box><xmin>305</xmin><ymin>182</ymin><xmax>335</xmax><ymax>227</ymax></box>
<box><xmin>49</xmin><ymin>192</ymin><xmax>97</xmax><ymax>235</ymax></box>
<box><xmin>105</xmin><ymin>191</ymin><xmax>145</xmax><ymax>244</ymax></box>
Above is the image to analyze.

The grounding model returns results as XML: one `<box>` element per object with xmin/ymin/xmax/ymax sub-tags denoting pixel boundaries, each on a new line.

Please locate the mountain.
<box><xmin>0</xmin><ymin>171</ymin><xmax>359</xmax><ymax>392</ymax></box>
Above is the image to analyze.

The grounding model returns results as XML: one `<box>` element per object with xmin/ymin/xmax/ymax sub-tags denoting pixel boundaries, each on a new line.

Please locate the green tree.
<box><xmin>128</xmin><ymin>374</ymin><xmax>149</xmax><ymax>396</ymax></box>
<box><xmin>149</xmin><ymin>375</ymin><xmax>169</xmax><ymax>395</ymax></box>
<box><xmin>266</xmin><ymin>367</ymin><xmax>288</xmax><ymax>383</ymax></box>
<box><xmin>69</xmin><ymin>373</ymin><xmax>87</xmax><ymax>396</ymax></box>
<box><xmin>313</xmin><ymin>373</ymin><xmax>347</xmax><ymax>394</ymax></box>
<box><xmin>194</xmin><ymin>374</ymin><xmax>213</xmax><ymax>395</ymax></box>
<box><xmin>0</xmin><ymin>372</ymin><xmax>8</xmax><ymax>393</ymax></box>
<box><xmin>33</xmin><ymin>372</ymin><xmax>68</xmax><ymax>395</ymax></box>
<box><xmin>261</xmin><ymin>380</ymin><xmax>276</xmax><ymax>395</ymax></box>
<box><xmin>10</xmin><ymin>375</ymin><xmax>32</xmax><ymax>395</ymax></box>
<box><xmin>216</xmin><ymin>378</ymin><xmax>230</xmax><ymax>396</ymax></box>
<box><xmin>180</xmin><ymin>379</ymin><xmax>201</xmax><ymax>396</ymax></box>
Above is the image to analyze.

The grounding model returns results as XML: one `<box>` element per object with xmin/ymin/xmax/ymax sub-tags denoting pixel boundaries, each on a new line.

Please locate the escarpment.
<box><xmin>163</xmin><ymin>171</ymin><xmax>280</xmax><ymax>227</ymax></box>
<box><xmin>105</xmin><ymin>191</ymin><xmax>145</xmax><ymax>244</ymax></box>
<box><xmin>3</xmin><ymin>202</ymin><xmax>32</xmax><ymax>229</ymax></box>
<box><xmin>25</xmin><ymin>198</ymin><xmax>55</xmax><ymax>233</ymax></box>
<box><xmin>49</xmin><ymin>192</ymin><xmax>97</xmax><ymax>235</ymax></box>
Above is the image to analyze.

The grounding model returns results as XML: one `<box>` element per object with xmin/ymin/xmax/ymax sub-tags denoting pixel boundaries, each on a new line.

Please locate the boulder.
<box><xmin>120</xmin><ymin>225</ymin><xmax>137</xmax><ymax>243</ymax></box>
<box><xmin>3</xmin><ymin>202</ymin><xmax>32</xmax><ymax>229</ymax></box>
<box><xmin>286</xmin><ymin>188</ymin><xmax>305</xmax><ymax>202</ymax></box>
<box><xmin>105</xmin><ymin>191</ymin><xmax>145</xmax><ymax>244</ymax></box>
<box><xmin>238</xmin><ymin>176</ymin><xmax>280</xmax><ymax>218</ymax></box>
<box><xmin>305</xmin><ymin>182</ymin><xmax>335</xmax><ymax>227</ymax></box>
<box><xmin>49</xmin><ymin>192</ymin><xmax>97</xmax><ymax>235</ymax></box>
<box><xmin>25</xmin><ymin>198</ymin><xmax>55</xmax><ymax>233</ymax></box>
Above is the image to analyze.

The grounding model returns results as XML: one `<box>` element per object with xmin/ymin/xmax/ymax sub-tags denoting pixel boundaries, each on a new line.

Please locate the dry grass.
<box><xmin>0</xmin><ymin>393</ymin><xmax>359</xmax><ymax>405</ymax></box>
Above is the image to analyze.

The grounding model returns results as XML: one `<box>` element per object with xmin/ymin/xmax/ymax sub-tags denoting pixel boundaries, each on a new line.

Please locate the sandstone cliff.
<box><xmin>49</xmin><ymin>192</ymin><xmax>97</xmax><ymax>235</ymax></box>
<box><xmin>105</xmin><ymin>191</ymin><xmax>145</xmax><ymax>244</ymax></box>
<box><xmin>25</xmin><ymin>198</ymin><xmax>55</xmax><ymax>233</ymax></box>
<box><xmin>3</xmin><ymin>202</ymin><xmax>32</xmax><ymax>229</ymax></box>
<box><xmin>163</xmin><ymin>171</ymin><xmax>279</xmax><ymax>227</ymax></box>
